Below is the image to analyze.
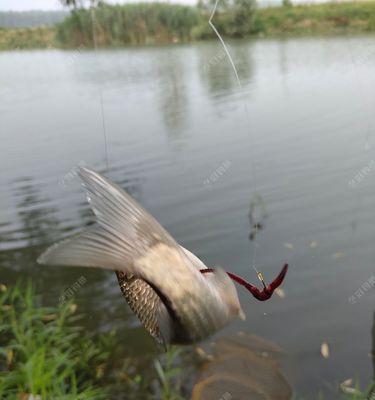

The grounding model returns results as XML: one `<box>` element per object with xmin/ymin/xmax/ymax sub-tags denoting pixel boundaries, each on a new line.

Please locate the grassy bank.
<box><xmin>257</xmin><ymin>1</ymin><xmax>375</xmax><ymax>36</ymax></box>
<box><xmin>1</xmin><ymin>1</ymin><xmax>375</xmax><ymax>50</ymax></box>
<box><xmin>0</xmin><ymin>27</ymin><xmax>56</xmax><ymax>50</ymax></box>
<box><xmin>0</xmin><ymin>282</ymin><xmax>186</xmax><ymax>399</ymax></box>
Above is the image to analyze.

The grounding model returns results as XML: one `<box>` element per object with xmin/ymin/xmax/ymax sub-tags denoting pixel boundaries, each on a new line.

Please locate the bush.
<box><xmin>57</xmin><ymin>3</ymin><xmax>200</xmax><ymax>47</ymax></box>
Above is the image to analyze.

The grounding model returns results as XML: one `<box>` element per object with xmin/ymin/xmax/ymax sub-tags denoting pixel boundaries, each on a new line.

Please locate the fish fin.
<box><xmin>38</xmin><ymin>167</ymin><xmax>179</xmax><ymax>270</ymax></box>
<box><xmin>77</xmin><ymin>167</ymin><xmax>177</xmax><ymax>260</ymax></box>
<box><xmin>38</xmin><ymin>224</ymin><xmax>126</xmax><ymax>269</ymax></box>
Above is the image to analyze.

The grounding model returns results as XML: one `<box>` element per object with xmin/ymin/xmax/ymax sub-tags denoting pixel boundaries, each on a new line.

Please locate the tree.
<box><xmin>202</xmin><ymin>0</ymin><xmax>258</xmax><ymax>37</ymax></box>
<box><xmin>59</xmin><ymin>0</ymin><xmax>103</xmax><ymax>9</ymax></box>
<box><xmin>232</xmin><ymin>0</ymin><xmax>257</xmax><ymax>34</ymax></box>
<box><xmin>282</xmin><ymin>0</ymin><xmax>293</xmax><ymax>7</ymax></box>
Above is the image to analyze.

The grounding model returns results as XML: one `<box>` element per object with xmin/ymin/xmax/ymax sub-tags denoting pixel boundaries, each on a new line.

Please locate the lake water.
<box><xmin>1</xmin><ymin>35</ymin><xmax>375</xmax><ymax>398</ymax></box>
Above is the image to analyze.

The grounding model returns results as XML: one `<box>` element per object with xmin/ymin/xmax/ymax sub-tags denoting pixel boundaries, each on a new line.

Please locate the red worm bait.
<box><xmin>200</xmin><ymin>263</ymin><xmax>289</xmax><ymax>301</ymax></box>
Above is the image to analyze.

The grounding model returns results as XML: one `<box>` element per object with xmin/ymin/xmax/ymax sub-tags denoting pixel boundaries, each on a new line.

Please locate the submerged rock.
<box><xmin>191</xmin><ymin>331</ymin><xmax>292</xmax><ymax>400</ymax></box>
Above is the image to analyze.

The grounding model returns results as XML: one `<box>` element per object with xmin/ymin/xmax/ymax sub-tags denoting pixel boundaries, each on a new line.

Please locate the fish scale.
<box><xmin>116</xmin><ymin>270</ymin><xmax>163</xmax><ymax>342</ymax></box>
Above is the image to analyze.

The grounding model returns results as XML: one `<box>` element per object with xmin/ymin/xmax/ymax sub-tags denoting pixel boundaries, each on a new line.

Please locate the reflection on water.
<box><xmin>1</xmin><ymin>35</ymin><xmax>375</xmax><ymax>397</ymax></box>
<box><xmin>0</xmin><ymin>177</ymin><xmax>60</xmax><ymax>274</ymax></box>
<box><xmin>13</xmin><ymin>176</ymin><xmax>60</xmax><ymax>246</ymax></box>
<box><xmin>197</xmin><ymin>40</ymin><xmax>254</xmax><ymax>97</ymax></box>
<box><xmin>155</xmin><ymin>51</ymin><xmax>189</xmax><ymax>137</ymax></box>
<box><xmin>248</xmin><ymin>194</ymin><xmax>268</xmax><ymax>242</ymax></box>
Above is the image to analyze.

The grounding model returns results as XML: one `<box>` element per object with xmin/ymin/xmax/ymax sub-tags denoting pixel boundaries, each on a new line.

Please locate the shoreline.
<box><xmin>1</xmin><ymin>2</ymin><xmax>375</xmax><ymax>51</ymax></box>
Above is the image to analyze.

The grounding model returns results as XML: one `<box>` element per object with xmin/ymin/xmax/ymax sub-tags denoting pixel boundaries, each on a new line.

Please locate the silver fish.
<box><xmin>38</xmin><ymin>167</ymin><xmax>244</xmax><ymax>345</ymax></box>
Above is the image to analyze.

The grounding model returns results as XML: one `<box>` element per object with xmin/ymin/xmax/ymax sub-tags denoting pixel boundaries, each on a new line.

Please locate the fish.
<box><xmin>38</xmin><ymin>167</ymin><xmax>245</xmax><ymax>345</ymax></box>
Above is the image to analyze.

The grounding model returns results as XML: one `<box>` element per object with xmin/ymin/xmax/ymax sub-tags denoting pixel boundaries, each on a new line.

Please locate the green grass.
<box><xmin>344</xmin><ymin>382</ymin><xmax>375</xmax><ymax>400</ymax></box>
<box><xmin>154</xmin><ymin>347</ymin><xmax>184</xmax><ymax>400</ymax></box>
<box><xmin>256</xmin><ymin>1</ymin><xmax>375</xmax><ymax>36</ymax></box>
<box><xmin>0</xmin><ymin>281</ymin><xmax>186</xmax><ymax>400</ymax></box>
<box><xmin>0</xmin><ymin>282</ymin><xmax>115</xmax><ymax>399</ymax></box>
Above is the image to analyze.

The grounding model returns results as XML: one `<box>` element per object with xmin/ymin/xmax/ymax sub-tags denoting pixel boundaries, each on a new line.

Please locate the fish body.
<box><xmin>38</xmin><ymin>167</ymin><xmax>244</xmax><ymax>345</ymax></box>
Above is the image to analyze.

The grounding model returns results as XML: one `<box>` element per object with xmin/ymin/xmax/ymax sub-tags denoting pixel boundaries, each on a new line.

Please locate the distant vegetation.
<box><xmin>2</xmin><ymin>1</ymin><xmax>375</xmax><ymax>50</ymax></box>
<box><xmin>57</xmin><ymin>3</ymin><xmax>201</xmax><ymax>47</ymax></box>
<box><xmin>0</xmin><ymin>27</ymin><xmax>56</xmax><ymax>50</ymax></box>
<box><xmin>0</xmin><ymin>11</ymin><xmax>68</xmax><ymax>28</ymax></box>
<box><xmin>256</xmin><ymin>1</ymin><xmax>375</xmax><ymax>36</ymax></box>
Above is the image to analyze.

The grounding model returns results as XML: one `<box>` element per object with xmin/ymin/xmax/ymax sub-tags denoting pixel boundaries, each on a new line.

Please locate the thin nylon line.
<box><xmin>209</xmin><ymin>0</ymin><xmax>260</xmax><ymax>275</ymax></box>
<box><xmin>90</xmin><ymin>6</ymin><xmax>109</xmax><ymax>171</ymax></box>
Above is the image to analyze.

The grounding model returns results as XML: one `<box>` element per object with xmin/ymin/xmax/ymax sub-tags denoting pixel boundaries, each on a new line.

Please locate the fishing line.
<box><xmin>209</xmin><ymin>0</ymin><xmax>261</xmax><ymax>280</ymax></box>
<box><xmin>90</xmin><ymin>6</ymin><xmax>109</xmax><ymax>171</ymax></box>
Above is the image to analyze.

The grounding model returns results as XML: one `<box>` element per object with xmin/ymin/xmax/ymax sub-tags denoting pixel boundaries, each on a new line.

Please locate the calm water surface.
<box><xmin>1</xmin><ymin>35</ymin><xmax>375</xmax><ymax>398</ymax></box>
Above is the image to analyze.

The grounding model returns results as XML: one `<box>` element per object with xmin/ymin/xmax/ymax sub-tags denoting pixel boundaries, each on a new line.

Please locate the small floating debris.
<box><xmin>339</xmin><ymin>378</ymin><xmax>359</xmax><ymax>395</ymax></box>
<box><xmin>0</xmin><ymin>283</ymin><xmax>7</xmax><ymax>293</ymax></box>
<box><xmin>195</xmin><ymin>346</ymin><xmax>214</xmax><ymax>362</ymax></box>
<box><xmin>42</xmin><ymin>313</ymin><xmax>57</xmax><ymax>322</ymax></box>
<box><xmin>321</xmin><ymin>341</ymin><xmax>330</xmax><ymax>359</ymax></box>
<box><xmin>340</xmin><ymin>378</ymin><xmax>353</xmax><ymax>387</ymax></box>
<box><xmin>332</xmin><ymin>251</ymin><xmax>344</xmax><ymax>259</ymax></box>
<box><xmin>275</xmin><ymin>288</ymin><xmax>286</xmax><ymax>299</ymax></box>
<box><xmin>310</xmin><ymin>241</ymin><xmax>317</xmax><ymax>249</ymax></box>
<box><xmin>284</xmin><ymin>243</ymin><xmax>294</xmax><ymax>250</ymax></box>
<box><xmin>69</xmin><ymin>303</ymin><xmax>78</xmax><ymax>313</ymax></box>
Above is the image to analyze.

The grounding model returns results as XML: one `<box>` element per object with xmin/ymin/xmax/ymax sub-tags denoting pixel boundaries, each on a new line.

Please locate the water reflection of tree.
<box><xmin>155</xmin><ymin>54</ymin><xmax>188</xmax><ymax>139</ymax></box>
<box><xmin>248</xmin><ymin>193</ymin><xmax>267</xmax><ymax>242</ymax></box>
<box><xmin>233</xmin><ymin>42</ymin><xmax>255</xmax><ymax>86</ymax></box>
<box><xmin>0</xmin><ymin>222</ymin><xmax>12</xmax><ymax>247</ymax></box>
<box><xmin>197</xmin><ymin>41</ymin><xmax>254</xmax><ymax>98</ymax></box>
<box><xmin>13</xmin><ymin>176</ymin><xmax>60</xmax><ymax>247</ymax></box>
<box><xmin>0</xmin><ymin>177</ymin><xmax>61</xmax><ymax>281</ymax></box>
<box><xmin>277</xmin><ymin>39</ymin><xmax>290</xmax><ymax>79</ymax></box>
